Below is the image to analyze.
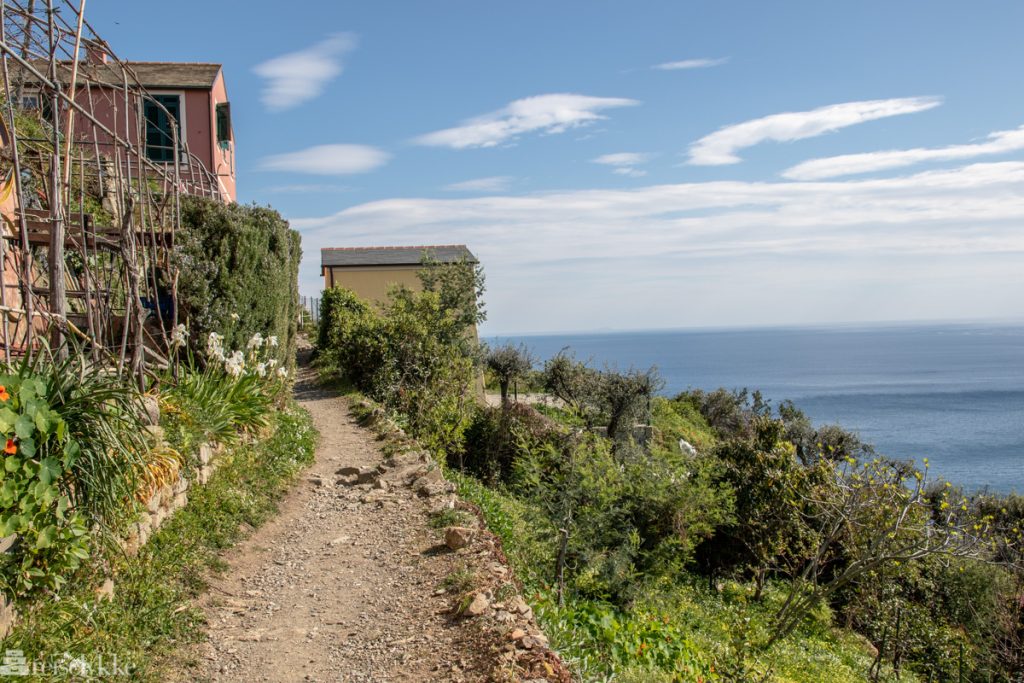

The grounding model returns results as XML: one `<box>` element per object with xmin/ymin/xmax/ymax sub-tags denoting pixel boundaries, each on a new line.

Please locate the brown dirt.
<box><xmin>180</xmin><ymin>359</ymin><xmax>497</xmax><ymax>682</ymax></box>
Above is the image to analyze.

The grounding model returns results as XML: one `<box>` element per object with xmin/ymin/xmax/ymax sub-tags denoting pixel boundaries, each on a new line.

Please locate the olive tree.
<box><xmin>769</xmin><ymin>459</ymin><xmax>993</xmax><ymax>647</ymax></box>
<box><xmin>485</xmin><ymin>342</ymin><xmax>535</xmax><ymax>405</ymax></box>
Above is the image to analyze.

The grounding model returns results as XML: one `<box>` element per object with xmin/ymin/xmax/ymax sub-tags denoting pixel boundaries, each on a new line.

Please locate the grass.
<box><xmin>443</xmin><ymin>564</ymin><xmax>478</xmax><ymax>594</ymax></box>
<box><xmin>1</xmin><ymin>403</ymin><xmax>317</xmax><ymax>681</ymax></box>
<box><xmin>650</xmin><ymin>396</ymin><xmax>718</xmax><ymax>455</ymax></box>
<box><xmin>428</xmin><ymin>507</ymin><xmax>474</xmax><ymax>529</ymax></box>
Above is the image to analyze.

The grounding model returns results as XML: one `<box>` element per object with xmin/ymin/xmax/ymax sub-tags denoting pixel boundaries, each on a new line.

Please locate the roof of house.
<box><xmin>12</xmin><ymin>61</ymin><xmax>222</xmax><ymax>89</ymax></box>
<box><xmin>321</xmin><ymin>245</ymin><xmax>477</xmax><ymax>268</ymax></box>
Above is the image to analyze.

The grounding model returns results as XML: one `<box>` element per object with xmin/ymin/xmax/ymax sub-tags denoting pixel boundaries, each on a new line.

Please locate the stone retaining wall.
<box><xmin>123</xmin><ymin>440</ymin><xmax>223</xmax><ymax>555</ymax></box>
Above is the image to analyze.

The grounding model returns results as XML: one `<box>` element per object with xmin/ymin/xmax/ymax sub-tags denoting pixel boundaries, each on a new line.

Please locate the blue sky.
<box><xmin>91</xmin><ymin>1</ymin><xmax>1024</xmax><ymax>334</ymax></box>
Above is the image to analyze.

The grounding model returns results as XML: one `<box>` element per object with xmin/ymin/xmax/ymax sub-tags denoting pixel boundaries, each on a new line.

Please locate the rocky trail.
<box><xmin>181</xmin><ymin>356</ymin><xmax>532</xmax><ymax>682</ymax></box>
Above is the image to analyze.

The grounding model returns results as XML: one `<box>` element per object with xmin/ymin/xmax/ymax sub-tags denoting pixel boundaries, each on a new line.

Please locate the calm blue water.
<box><xmin>488</xmin><ymin>324</ymin><xmax>1024</xmax><ymax>494</ymax></box>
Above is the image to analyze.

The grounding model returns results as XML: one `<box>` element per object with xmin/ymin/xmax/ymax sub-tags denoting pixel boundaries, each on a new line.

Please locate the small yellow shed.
<box><xmin>320</xmin><ymin>244</ymin><xmax>478</xmax><ymax>305</ymax></box>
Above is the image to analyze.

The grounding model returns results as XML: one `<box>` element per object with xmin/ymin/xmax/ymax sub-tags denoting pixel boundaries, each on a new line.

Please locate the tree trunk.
<box><xmin>555</xmin><ymin>526</ymin><xmax>570</xmax><ymax>606</ymax></box>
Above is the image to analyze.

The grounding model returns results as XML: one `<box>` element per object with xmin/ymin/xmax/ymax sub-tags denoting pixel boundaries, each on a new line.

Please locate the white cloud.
<box><xmin>688</xmin><ymin>97</ymin><xmax>943</xmax><ymax>165</ymax></box>
<box><xmin>253</xmin><ymin>33</ymin><xmax>357</xmax><ymax>111</ymax></box>
<box><xmin>414</xmin><ymin>94</ymin><xmax>640</xmax><ymax>149</ymax></box>
<box><xmin>593</xmin><ymin>152</ymin><xmax>652</xmax><ymax>177</ymax></box>
<box><xmin>260</xmin><ymin>144</ymin><xmax>390</xmax><ymax>175</ymax></box>
<box><xmin>445</xmin><ymin>176</ymin><xmax>515</xmax><ymax>192</ymax></box>
<box><xmin>783</xmin><ymin>124</ymin><xmax>1024</xmax><ymax>180</ymax></box>
<box><xmin>290</xmin><ymin>162</ymin><xmax>1024</xmax><ymax>331</ymax></box>
<box><xmin>593</xmin><ymin>152</ymin><xmax>651</xmax><ymax>167</ymax></box>
<box><xmin>652</xmin><ymin>57</ymin><xmax>729</xmax><ymax>71</ymax></box>
<box><xmin>264</xmin><ymin>184</ymin><xmax>353</xmax><ymax>194</ymax></box>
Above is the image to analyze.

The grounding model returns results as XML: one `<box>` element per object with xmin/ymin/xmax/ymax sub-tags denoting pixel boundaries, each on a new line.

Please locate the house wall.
<box><xmin>67</xmin><ymin>79</ymin><xmax>235</xmax><ymax>202</ymax></box>
<box><xmin>323</xmin><ymin>265</ymin><xmax>424</xmax><ymax>305</ymax></box>
<box><xmin>208</xmin><ymin>71</ymin><xmax>236</xmax><ymax>202</ymax></box>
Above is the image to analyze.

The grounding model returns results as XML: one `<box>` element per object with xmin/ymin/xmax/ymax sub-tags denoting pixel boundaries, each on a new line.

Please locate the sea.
<box><xmin>487</xmin><ymin>323</ymin><xmax>1024</xmax><ymax>494</ymax></box>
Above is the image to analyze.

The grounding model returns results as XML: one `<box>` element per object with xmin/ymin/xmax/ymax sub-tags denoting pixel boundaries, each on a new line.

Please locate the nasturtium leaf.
<box><xmin>0</xmin><ymin>408</ymin><xmax>17</xmax><ymax>433</ymax></box>
<box><xmin>4</xmin><ymin>514</ymin><xmax>25</xmax><ymax>534</ymax></box>
<box><xmin>56</xmin><ymin>420</ymin><xmax>66</xmax><ymax>441</ymax></box>
<box><xmin>34</xmin><ymin>525</ymin><xmax>56</xmax><ymax>549</ymax></box>
<box><xmin>38</xmin><ymin>458</ymin><xmax>60</xmax><ymax>485</ymax></box>
<box><xmin>14</xmin><ymin>415</ymin><xmax>34</xmax><ymax>440</ymax></box>
<box><xmin>34</xmin><ymin>410</ymin><xmax>49</xmax><ymax>435</ymax></box>
<box><xmin>19</xmin><ymin>438</ymin><xmax>34</xmax><ymax>458</ymax></box>
<box><xmin>18</xmin><ymin>382</ymin><xmax>35</xmax><ymax>404</ymax></box>
<box><xmin>4</xmin><ymin>456</ymin><xmax>17</xmax><ymax>473</ymax></box>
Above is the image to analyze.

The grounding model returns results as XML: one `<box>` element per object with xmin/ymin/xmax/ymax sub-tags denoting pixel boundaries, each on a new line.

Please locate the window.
<box><xmin>216</xmin><ymin>102</ymin><xmax>231</xmax><ymax>147</ymax></box>
<box><xmin>143</xmin><ymin>94</ymin><xmax>182</xmax><ymax>163</ymax></box>
<box><xmin>17</xmin><ymin>90</ymin><xmax>52</xmax><ymax>120</ymax></box>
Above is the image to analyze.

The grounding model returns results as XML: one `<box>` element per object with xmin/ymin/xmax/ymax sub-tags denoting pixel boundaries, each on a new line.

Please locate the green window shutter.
<box><xmin>216</xmin><ymin>102</ymin><xmax>231</xmax><ymax>145</ymax></box>
<box><xmin>143</xmin><ymin>94</ymin><xmax>181</xmax><ymax>163</ymax></box>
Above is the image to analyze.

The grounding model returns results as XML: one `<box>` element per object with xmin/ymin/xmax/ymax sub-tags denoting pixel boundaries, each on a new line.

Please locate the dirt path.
<box><xmin>185</xmin><ymin>358</ymin><xmax>493</xmax><ymax>682</ymax></box>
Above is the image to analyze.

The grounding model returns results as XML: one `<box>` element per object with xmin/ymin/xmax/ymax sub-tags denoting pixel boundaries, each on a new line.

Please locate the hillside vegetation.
<box><xmin>317</xmin><ymin>264</ymin><xmax>1024</xmax><ymax>683</ymax></box>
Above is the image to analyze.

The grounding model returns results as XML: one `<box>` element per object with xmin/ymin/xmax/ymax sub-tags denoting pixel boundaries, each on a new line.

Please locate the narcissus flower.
<box><xmin>0</xmin><ymin>386</ymin><xmax>9</xmax><ymax>402</ymax></box>
<box><xmin>4</xmin><ymin>439</ymin><xmax>15</xmax><ymax>454</ymax></box>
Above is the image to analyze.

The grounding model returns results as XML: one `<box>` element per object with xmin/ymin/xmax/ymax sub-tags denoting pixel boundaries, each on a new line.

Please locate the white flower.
<box><xmin>276</xmin><ymin>367</ymin><xmax>288</xmax><ymax>378</ymax></box>
<box><xmin>170</xmin><ymin>324</ymin><xmax>188</xmax><ymax>347</ymax></box>
<box><xmin>247</xmin><ymin>333</ymin><xmax>264</xmax><ymax>351</ymax></box>
<box><xmin>230</xmin><ymin>313</ymin><xmax>240</xmax><ymax>322</ymax></box>
<box><xmin>256</xmin><ymin>362</ymin><xmax>267</xmax><ymax>377</ymax></box>
<box><xmin>206</xmin><ymin>332</ymin><xmax>225</xmax><ymax>361</ymax></box>
<box><xmin>267</xmin><ymin>336</ymin><xmax>279</xmax><ymax>347</ymax></box>
<box><xmin>266</xmin><ymin>358</ymin><xmax>278</xmax><ymax>369</ymax></box>
<box><xmin>224</xmin><ymin>350</ymin><xmax>245</xmax><ymax>377</ymax></box>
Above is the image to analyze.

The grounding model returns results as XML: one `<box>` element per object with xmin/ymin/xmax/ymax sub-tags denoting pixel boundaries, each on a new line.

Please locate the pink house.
<box><xmin>14</xmin><ymin>50</ymin><xmax>237</xmax><ymax>202</ymax></box>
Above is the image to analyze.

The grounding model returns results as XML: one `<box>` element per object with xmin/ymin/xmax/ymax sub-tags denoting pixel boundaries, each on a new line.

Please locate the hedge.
<box><xmin>175</xmin><ymin>198</ymin><xmax>302</xmax><ymax>365</ymax></box>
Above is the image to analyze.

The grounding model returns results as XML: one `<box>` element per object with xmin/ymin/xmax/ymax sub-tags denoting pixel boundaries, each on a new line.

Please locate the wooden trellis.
<box><xmin>0</xmin><ymin>0</ymin><xmax>224</xmax><ymax>382</ymax></box>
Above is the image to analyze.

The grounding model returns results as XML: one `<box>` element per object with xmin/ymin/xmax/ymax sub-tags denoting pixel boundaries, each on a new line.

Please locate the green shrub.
<box><xmin>315</xmin><ymin>287</ymin><xmax>384</xmax><ymax>387</ymax></box>
<box><xmin>175</xmin><ymin>197</ymin><xmax>301</xmax><ymax>368</ymax></box>
<box><xmin>461</xmin><ymin>403</ymin><xmax>562</xmax><ymax>483</ymax></box>
<box><xmin>317</xmin><ymin>283</ymin><xmax>480</xmax><ymax>458</ymax></box>
<box><xmin>513</xmin><ymin>432</ymin><xmax>732</xmax><ymax>605</ymax></box>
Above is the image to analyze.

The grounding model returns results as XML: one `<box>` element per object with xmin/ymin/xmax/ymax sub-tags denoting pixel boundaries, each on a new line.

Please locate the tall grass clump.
<box><xmin>14</xmin><ymin>344</ymin><xmax>147</xmax><ymax>531</ymax></box>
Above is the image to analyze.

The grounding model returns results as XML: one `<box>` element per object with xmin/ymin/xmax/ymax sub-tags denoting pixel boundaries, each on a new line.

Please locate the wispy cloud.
<box><xmin>783</xmin><ymin>124</ymin><xmax>1024</xmax><ymax>180</ymax></box>
<box><xmin>688</xmin><ymin>97</ymin><xmax>943</xmax><ymax>166</ymax></box>
<box><xmin>652</xmin><ymin>57</ymin><xmax>729</xmax><ymax>71</ymax></box>
<box><xmin>445</xmin><ymin>176</ymin><xmax>515</xmax><ymax>192</ymax></box>
<box><xmin>414</xmin><ymin>94</ymin><xmax>640</xmax><ymax>149</ymax></box>
<box><xmin>260</xmin><ymin>144</ymin><xmax>390</xmax><ymax>175</ymax></box>
<box><xmin>253</xmin><ymin>33</ymin><xmax>357</xmax><ymax>111</ymax></box>
<box><xmin>289</xmin><ymin>161</ymin><xmax>1024</xmax><ymax>330</ymax></box>
<box><xmin>264</xmin><ymin>184</ymin><xmax>353</xmax><ymax>194</ymax></box>
<box><xmin>592</xmin><ymin>152</ymin><xmax>652</xmax><ymax>177</ymax></box>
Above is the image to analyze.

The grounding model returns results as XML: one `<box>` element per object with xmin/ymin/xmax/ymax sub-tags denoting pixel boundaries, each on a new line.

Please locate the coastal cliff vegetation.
<box><xmin>317</xmin><ymin>264</ymin><xmax>1024</xmax><ymax>683</ymax></box>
